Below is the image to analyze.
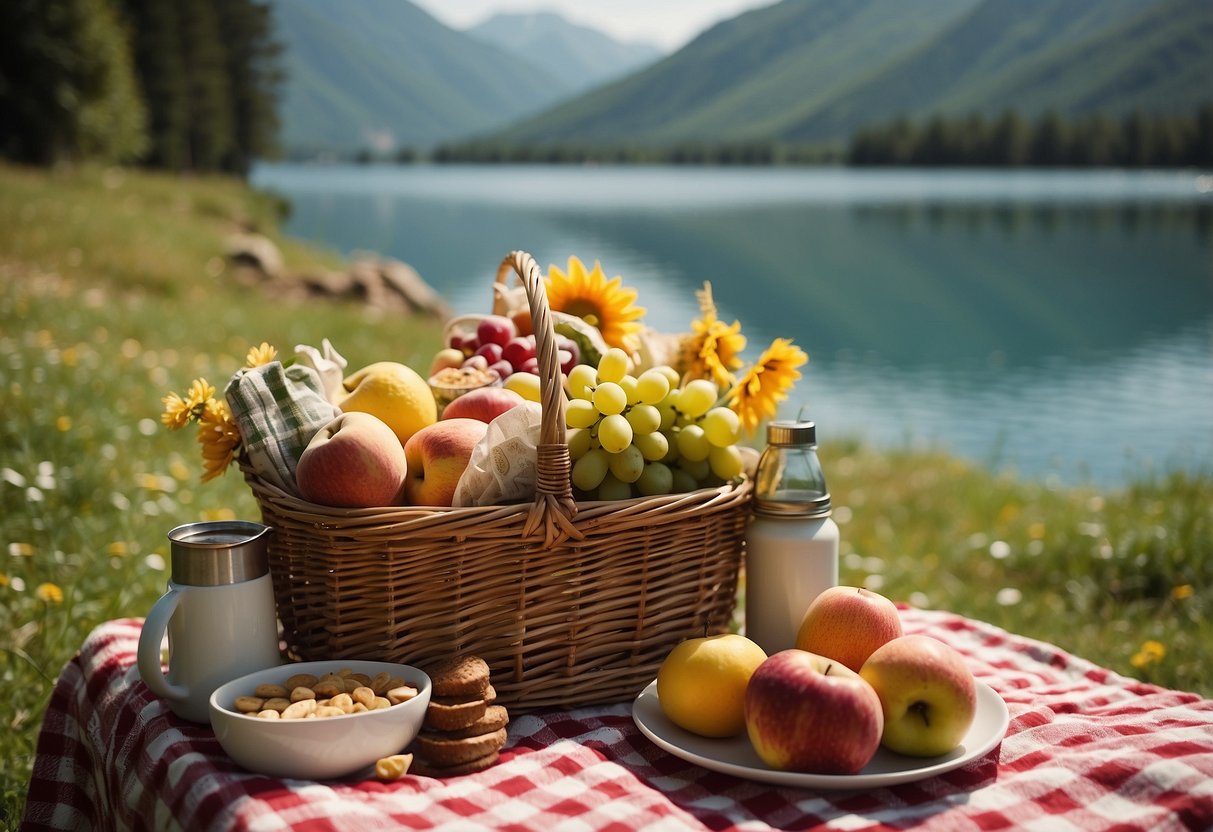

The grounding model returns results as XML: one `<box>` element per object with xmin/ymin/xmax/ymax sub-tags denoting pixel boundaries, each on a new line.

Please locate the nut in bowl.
<box><xmin>209</xmin><ymin>660</ymin><xmax>431</xmax><ymax>780</ymax></box>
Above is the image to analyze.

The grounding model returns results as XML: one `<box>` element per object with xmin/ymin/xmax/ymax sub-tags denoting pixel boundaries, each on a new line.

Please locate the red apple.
<box><xmin>860</xmin><ymin>635</ymin><xmax>978</xmax><ymax>757</ymax></box>
<box><xmin>295</xmin><ymin>412</ymin><xmax>407</xmax><ymax>508</ymax></box>
<box><xmin>795</xmin><ymin>586</ymin><xmax>903</xmax><ymax>672</ymax></box>
<box><xmin>440</xmin><ymin>386</ymin><xmax>525</xmax><ymax>423</ymax></box>
<box><xmin>402</xmin><ymin>418</ymin><xmax>488</xmax><ymax>506</ymax></box>
<box><xmin>744</xmin><ymin>649</ymin><xmax>883</xmax><ymax>775</ymax></box>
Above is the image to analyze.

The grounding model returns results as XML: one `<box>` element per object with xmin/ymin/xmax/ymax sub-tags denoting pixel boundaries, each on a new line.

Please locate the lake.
<box><xmin>250</xmin><ymin>163</ymin><xmax>1213</xmax><ymax>487</ymax></box>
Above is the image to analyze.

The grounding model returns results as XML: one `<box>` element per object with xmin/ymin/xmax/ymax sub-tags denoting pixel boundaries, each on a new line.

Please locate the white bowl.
<box><xmin>209</xmin><ymin>660</ymin><xmax>431</xmax><ymax>780</ymax></box>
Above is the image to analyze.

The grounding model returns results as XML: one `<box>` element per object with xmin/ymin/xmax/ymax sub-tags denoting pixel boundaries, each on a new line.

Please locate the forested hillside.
<box><xmin>270</xmin><ymin>0</ymin><xmax>570</xmax><ymax>153</ymax></box>
<box><xmin>491</xmin><ymin>0</ymin><xmax>1213</xmax><ymax>149</ymax></box>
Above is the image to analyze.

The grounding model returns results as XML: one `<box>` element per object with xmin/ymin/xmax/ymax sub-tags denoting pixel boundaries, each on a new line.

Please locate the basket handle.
<box><xmin>495</xmin><ymin>251</ymin><xmax>581</xmax><ymax>545</ymax></box>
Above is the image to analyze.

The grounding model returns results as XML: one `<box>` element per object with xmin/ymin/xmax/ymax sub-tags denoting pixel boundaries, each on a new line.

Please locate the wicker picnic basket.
<box><xmin>240</xmin><ymin>250</ymin><xmax>752</xmax><ymax>712</ymax></box>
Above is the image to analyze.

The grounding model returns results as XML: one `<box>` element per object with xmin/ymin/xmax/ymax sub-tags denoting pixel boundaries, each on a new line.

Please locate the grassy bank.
<box><xmin>1</xmin><ymin>163</ymin><xmax>1209</xmax><ymax>827</ymax></box>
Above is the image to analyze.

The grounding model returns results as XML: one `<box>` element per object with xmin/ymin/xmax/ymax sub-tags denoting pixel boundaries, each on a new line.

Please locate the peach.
<box><xmin>402</xmin><ymin>418</ymin><xmax>488</xmax><ymax>507</ymax></box>
<box><xmin>295</xmin><ymin>412</ymin><xmax>407</xmax><ymax>507</ymax></box>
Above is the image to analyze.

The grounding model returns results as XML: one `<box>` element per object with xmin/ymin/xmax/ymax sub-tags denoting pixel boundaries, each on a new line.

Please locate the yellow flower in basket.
<box><xmin>545</xmin><ymin>257</ymin><xmax>646</xmax><ymax>352</ymax></box>
<box><xmin>160</xmin><ymin>342</ymin><xmax>278</xmax><ymax>481</ymax></box>
<box><xmin>676</xmin><ymin>283</ymin><xmax>808</xmax><ymax>439</ymax></box>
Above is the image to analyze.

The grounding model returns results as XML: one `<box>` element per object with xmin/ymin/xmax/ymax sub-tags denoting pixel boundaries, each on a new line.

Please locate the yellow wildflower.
<box><xmin>546</xmin><ymin>257</ymin><xmax>645</xmax><ymax>351</ymax></box>
<box><xmin>161</xmin><ymin>390</ymin><xmax>193</xmax><ymax>430</ymax></box>
<box><xmin>245</xmin><ymin>342</ymin><xmax>277</xmax><ymax>368</ymax></box>
<box><xmin>1171</xmin><ymin>584</ymin><xmax>1194</xmax><ymax>601</ymax></box>
<box><xmin>681</xmin><ymin>283</ymin><xmax>746</xmax><ymax>387</ymax></box>
<box><xmin>197</xmin><ymin>398</ymin><xmax>240</xmax><ymax>481</ymax></box>
<box><xmin>1130</xmin><ymin>640</ymin><xmax>1166</xmax><ymax>669</ymax></box>
<box><xmin>727</xmin><ymin>338</ymin><xmax>808</xmax><ymax>437</ymax></box>
<box><xmin>161</xmin><ymin>377</ymin><xmax>215</xmax><ymax>430</ymax></box>
<box><xmin>35</xmin><ymin>582</ymin><xmax>64</xmax><ymax>603</ymax></box>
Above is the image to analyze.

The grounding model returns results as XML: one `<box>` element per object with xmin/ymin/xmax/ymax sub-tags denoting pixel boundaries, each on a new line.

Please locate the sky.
<box><xmin>409</xmin><ymin>0</ymin><xmax>775</xmax><ymax>51</ymax></box>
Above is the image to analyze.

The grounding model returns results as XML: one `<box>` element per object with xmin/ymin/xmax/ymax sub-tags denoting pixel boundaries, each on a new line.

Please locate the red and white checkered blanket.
<box><xmin>23</xmin><ymin>608</ymin><xmax>1213</xmax><ymax>831</ymax></box>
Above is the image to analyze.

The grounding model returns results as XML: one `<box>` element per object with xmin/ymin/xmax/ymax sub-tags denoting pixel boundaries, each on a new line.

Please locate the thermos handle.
<box><xmin>137</xmin><ymin>589</ymin><xmax>189</xmax><ymax>701</ymax></box>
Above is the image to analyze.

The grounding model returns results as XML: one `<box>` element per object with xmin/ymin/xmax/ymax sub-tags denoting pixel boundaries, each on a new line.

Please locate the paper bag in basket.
<box><xmin>453</xmin><ymin>401</ymin><xmax>541</xmax><ymax>508</ymax></box>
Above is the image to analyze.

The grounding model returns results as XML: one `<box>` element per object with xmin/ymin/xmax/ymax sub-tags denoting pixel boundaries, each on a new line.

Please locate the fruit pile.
<box><xmin>657</xmin><ymin>586</ymin><xmax>980</xmax><ymax>776</ymax></box>
<box><xmin>432</xmin><ymin>314</ymin><xmax>580</xmax><ymax>384</ymax></box>
<box><xmin>564</xmin><ymin>347</ymin><xmax>743</xmax><ymax>500</ymax></box>
<box><xmin>164</xmin><ymin>255</ymin><xmax>806</xmax><ymax>510</ymax></box>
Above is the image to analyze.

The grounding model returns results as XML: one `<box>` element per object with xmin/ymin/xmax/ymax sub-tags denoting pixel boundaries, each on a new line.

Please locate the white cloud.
<box><xmin>411</xmin><ymin>0</ymin><xmax>773</xmax><ymax>50</ymax></box>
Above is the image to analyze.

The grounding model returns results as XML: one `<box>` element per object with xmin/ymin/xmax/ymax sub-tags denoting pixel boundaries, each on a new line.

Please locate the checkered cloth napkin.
<box><xmin>224</xmin><ymin>361</ymin><xmax>340</xmax><ymax>495</ymax></box>
<box><xmin>23</xmin><ymin>609</ymin><xmax>1213</xmax><ymax>831</ymax></box>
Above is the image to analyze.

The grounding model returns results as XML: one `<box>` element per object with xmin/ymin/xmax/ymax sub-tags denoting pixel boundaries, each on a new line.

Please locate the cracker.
<box><xmin>428</xmin><ymin>705</ymin><xmax>509</xmax><ymax>740</ymax></box>
<box><xmin>415</xmin><ymin>727</ymin><xmax>508</xmax><ymax>767</ymax></box>
<box><xmin>411</xmin><ymin>749</ymin><xmax>500</xmax><ymax>778</ymax></box>
<box><xmin>424</xmin><ymin>697</ymin><xmax>488</xmax><ymax>731</ymax></box>
<box><xmin>428</xmin><ymin>655</ymin><xmax>491</xmax><ymax>698</ymax></box>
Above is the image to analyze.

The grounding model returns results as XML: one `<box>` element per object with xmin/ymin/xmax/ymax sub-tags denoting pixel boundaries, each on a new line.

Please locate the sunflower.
<box><xmin>680</xmin><ymin>283</ymin><xmax>746</xmax><ymax>387</ymax></box>
<box><xmin>197</xmin><ymin>397</ymin><xmax>241</xmax><ymax>481</ymax></box>
<box><xmin>546</xmin><ymin>257</ymin><xmax>645</xmax><ymax>351</ymax></box>
<box><xmin>728</xmin><ymin>338</ymin><xmax>808</xmax><ymax>436</ymax></box>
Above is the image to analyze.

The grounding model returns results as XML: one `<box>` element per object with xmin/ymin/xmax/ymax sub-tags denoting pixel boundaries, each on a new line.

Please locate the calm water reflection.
<box><xmin>251</xmin><ymin>164</ymin><xmax>1213</xmax><ymax>486</ymax></box>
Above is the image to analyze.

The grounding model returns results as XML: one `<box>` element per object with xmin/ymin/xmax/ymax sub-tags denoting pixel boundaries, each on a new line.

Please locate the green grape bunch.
<box><xmin>564</xmin><ymin>348</ymin><xmax>745</xmax><ymax>500</ymax></box>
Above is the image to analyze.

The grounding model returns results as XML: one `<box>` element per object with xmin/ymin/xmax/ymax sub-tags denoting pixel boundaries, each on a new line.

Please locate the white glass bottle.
<box><xmin>744</xmin><ymin>419</ymin><xmax>839</xmax><ymax>655</ymax></box>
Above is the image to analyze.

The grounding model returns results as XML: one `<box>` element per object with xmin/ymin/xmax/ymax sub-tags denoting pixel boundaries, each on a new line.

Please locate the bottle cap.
<box><xmin>754</xmin><ymin>490</ymin><xmax>832</xmax><ymax>517</ymax></box>
<box><xmin>766</xmin><ymin>419</ymin><xmax>816</xmax><ymax>447</ymax></box>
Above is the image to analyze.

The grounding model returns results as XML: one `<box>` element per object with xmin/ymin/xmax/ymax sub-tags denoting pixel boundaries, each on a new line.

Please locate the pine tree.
<box><xmin>179</xmin><ymin>0</ymin><xmax>234</xmax><ymax>171</ymax></box>
<box><xmin>213</xmin><ymin>0</ymin><xmax>283</xmax><ymax>176</ymax></box>
<box><xmin>987</xmin><ymin>111</ymin><xmax>1029</xmax><ymax>166</ymax></box>
<box><xmin>116</xmin><ymin>0</ymin><xmax>189</xmax><ymax>170</ymax></box>
<box><xmin>1029</xmin><ymin>111</ymin><xmax>1068</xmax><ymax>166</ymax></box>
<box><xmin>1192</xmin><ymin>104</ymin><xmax>1213</xmax><ymax>168</ymax></box>
<box><xmin>0</xmin><ymin>0</ymin><xmax>147</xmax><ymax>164</ymax></box>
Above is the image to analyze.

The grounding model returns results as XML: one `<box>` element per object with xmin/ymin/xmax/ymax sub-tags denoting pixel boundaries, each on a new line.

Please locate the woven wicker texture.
<box><xmin>243</xmin><ymin>251</ymin><xmax>751</xmax><ymax>711</ymax></box>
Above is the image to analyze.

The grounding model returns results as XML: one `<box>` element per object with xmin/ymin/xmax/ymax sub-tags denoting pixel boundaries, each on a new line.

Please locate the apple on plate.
<box><xmin>295</xmin><ymin>412</ymin><xmax>407</xmax><ymax>508</ymax></box>
<box><xmin>440</xmin><ymin>386</ymin><xmax>525</xmax><ymax>423</ymax></box>
<box><xmin>402</xmin><ymin>418</ymin><xmax>488</xmax><ymax>506</ymax></box>
<box><xmin>795</xmin><ymin>585</ymin><xmax>903</xmax><ymax>672</ymax></box>
<box><xmin>744</xmin><ymin>649</ymin><xmax>883</xmax><ymax>775</ymax></box>
<box><xmin>860</xmin><ymin>634</ymin><xmax>978</xmax><ymax>757</ymax></box>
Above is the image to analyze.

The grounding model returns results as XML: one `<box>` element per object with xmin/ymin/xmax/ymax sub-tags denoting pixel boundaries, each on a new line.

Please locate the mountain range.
<box><xmin>269</xmin><ymin>0</ymin><xmax>1213</xmax><ymax>156</ymax></box>
<box><xmin>466</xmin><ymin>12</ymin><xmax>663</xmax><ymax>96</ymax></box>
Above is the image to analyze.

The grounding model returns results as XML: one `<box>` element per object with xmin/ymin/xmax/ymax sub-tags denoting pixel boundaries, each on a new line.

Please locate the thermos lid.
<box><xmin>766</xmin><ymin>419</ymin><xmax>816</xmax><ymax>447</ymax></box>
<box><xmin>167</xmin><ymin>521</ymin><xmax>272</xmax><ymax>586</ymax></box>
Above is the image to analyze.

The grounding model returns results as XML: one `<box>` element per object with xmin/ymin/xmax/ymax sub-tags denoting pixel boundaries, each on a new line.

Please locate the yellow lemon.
<box><xmin>503</xmin><ymin>371</ymin><xmax>542</xmax><ymax>403</ymax></box>
<box><xmin>339</xmin><ymin>362</ymin><xmax>436</xmax><ymax>446</ymax></box>
<box><xmin>656</xmin><ymin>633</ymin><xmax>767</xmax><ymax>738</ymax></box>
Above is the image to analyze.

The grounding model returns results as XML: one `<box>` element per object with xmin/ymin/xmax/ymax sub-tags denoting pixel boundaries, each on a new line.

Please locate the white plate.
<box><xmin>632</xmin><ymin>679</ymin><xmax>1009</xmax><ymax>789</ymax></box>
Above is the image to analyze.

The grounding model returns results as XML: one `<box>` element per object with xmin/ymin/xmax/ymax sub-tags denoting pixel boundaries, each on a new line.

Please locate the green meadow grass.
<box><xmin>1</xmin><ymin>163</ymin><xmax>1209</xmax><ymax>827</ymax></box>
